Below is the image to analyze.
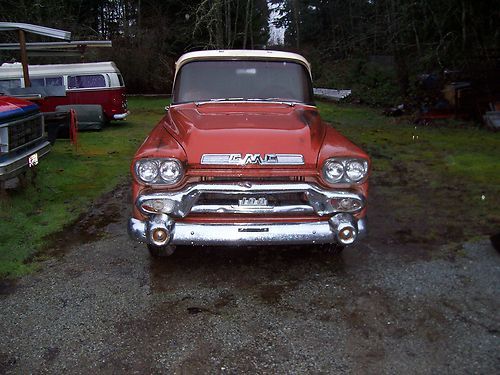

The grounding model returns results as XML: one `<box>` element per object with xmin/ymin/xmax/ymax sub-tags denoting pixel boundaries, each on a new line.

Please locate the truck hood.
<box><xmin>164</xmin><ymin>102</ymin><xmax>325</xmax><ymax>168</ymax></box>
<box><xmin>0</xmin><ymin>95</ymin><xmax>39</xmax><ymax>122</ymax></box>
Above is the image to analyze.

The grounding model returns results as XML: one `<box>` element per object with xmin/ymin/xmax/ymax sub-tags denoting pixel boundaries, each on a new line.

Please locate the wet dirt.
<box><xmin>41</xmin><ymin>182</ymin><xmax>128</xmax><ymax>257</ymax></box>
<box><xmin>0</xmin><ymin>180</ymin><xmax>499</xmax><ymax>373</ymax></box>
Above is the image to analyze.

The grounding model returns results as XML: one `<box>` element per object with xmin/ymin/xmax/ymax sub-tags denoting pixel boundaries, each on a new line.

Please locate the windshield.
<box><xmin>173</xmin><ymin>60</ymin><xmax>313</xmax><ymax>104</ymax></box>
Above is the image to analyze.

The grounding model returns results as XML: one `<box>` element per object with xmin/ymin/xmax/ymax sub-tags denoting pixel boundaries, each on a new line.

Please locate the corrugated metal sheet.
<box><xmin>0</xmin><ymin>22</ymin><xmax>70</xmax><ymax>40</ymax></box>
<box><xmin>313</xmin><ymin>88</ymin><xmax>352</xmax><ymax>101</ymax></box>
<box><xmin>0</xmin><ymin>41</ymin><xmax>112</xmax><ymax>50</ymax></box>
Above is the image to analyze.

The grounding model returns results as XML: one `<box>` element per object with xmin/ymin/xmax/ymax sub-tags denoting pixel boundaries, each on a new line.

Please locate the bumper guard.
<box><xmin>128</xmin><ymin>215</ymin><xmax>367</xmax><ymax>247</ymax></box>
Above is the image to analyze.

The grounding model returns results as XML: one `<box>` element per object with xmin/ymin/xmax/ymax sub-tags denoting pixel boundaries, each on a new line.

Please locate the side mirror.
<box><xmin>164</xmin><ymin>105</ymin><xmax>170</xmax><ymax>112</ymax></box>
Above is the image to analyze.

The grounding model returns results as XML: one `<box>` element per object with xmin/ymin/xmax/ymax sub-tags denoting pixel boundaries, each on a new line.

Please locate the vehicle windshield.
<box><xmin>173</xmin><ymin>60</ymin><xmax>313</xmax><ymax>104</ymax></box>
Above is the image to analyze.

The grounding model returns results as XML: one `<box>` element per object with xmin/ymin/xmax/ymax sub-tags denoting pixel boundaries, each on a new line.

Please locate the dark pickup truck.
<box><xmin>0</xmin><ymin>95</ymin><xmax>51</xmax><ymax>184</ymax></box>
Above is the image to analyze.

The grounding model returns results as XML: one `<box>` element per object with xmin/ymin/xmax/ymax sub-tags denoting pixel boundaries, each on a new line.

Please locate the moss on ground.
<box><xmin>318</xmin><ymin>101</ymin><xmax>500</xmax><ymax>244</ymax></box>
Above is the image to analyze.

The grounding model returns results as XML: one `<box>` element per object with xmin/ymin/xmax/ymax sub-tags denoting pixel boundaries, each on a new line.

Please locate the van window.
<box><xmin>0</xmin><ymin>79</ymin><xmax>21</xmax><ymax>91</ymax></box>
<box><xmin>31</xmin><ymin>78</ymin><xmax>45</xmax><ymax>87</ymax></box>
<box><xmin>117</xmin><ymin>74</ymin><xmax>125</xmax><ymax>87</ymax></box>
<box><xmin>31</xmin><ymin>77</ymin><xmax>64</xmax><ymax>87</ymax></box>
<box><xmin>46</xmin><ymin>77</ymin><xmax>63</xmax><ymax>86</ymax></box>
<box><xmin>68</xmin><ymin>75</ymin><xmax>106</xmax><ymax>89</ymax></box>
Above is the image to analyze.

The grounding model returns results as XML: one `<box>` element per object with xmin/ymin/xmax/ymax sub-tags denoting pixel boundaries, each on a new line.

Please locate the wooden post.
<box><xmin>18</xmin><ymin>29</ymin><xmax>31</xmax><ymax>87</ymax></box>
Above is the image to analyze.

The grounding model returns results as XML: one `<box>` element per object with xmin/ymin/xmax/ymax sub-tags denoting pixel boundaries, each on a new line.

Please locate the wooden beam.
<box><xmin>18</xmin><ymin>29</ymin><xmax>31</xmax><ymax>87</ymax></box>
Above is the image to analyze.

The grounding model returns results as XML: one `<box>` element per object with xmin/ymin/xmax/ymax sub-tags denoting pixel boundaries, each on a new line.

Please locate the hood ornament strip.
<box><xmin>201</xmin><ymin>153</ymin><xmax>304</xmax><ymax>165</ymax></box>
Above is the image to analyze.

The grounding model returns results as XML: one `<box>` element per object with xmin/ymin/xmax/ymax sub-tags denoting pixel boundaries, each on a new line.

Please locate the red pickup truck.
<box><xmin>128</xmin><ymin>50</ymin><xmax>370</xmax><ymax>257</ymax></box>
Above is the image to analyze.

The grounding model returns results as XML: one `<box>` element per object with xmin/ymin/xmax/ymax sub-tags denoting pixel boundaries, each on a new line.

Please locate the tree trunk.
<box><xmin>292</xmin><ymin>0</ymin><xmax>300</xmax><ymax>49</ymax></box>
<box><xmin>461</xmin><ymin>0</ymin><xmax>467</xmax><ymax>50</ymax></box>
<box><xmin>249</xmin><ymin>0</ymin><xmax>254</xmax><ymax>48</ymax></box>
<box><xmin>243</xmin><ymin>0</ymin><xmax>251</xmax><ymax>48</ymax></box>
<box><xmin>225</xmin><ymin>0</ymin><xmax>231</xmax><ymax>48</ymax></box>
<box><xmin>232</xmin><ymin>0</ymin><xmax>240</xmax><ymax>48</ymax></box>
<box><xmin>215</xmin><ymin>0</ymin><xmax>224</xmax><ymax>48</ymax></box>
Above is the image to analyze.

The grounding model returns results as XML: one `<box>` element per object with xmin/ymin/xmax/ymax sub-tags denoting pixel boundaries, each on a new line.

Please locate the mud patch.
<box><xmin>42</xmin><ymin>347</ymin><xmax>60</xmax><ymax>362</ymax></box>
<box><xmin>259</xmin><ymin>284</ymin><xmax>287</xmax><ymax>304</ymax></box>
<box><xmin>214</xmin><ymin>291</ymin><xmax>237</xmax><ymax>309</ymax></box>
<box><xmin>187</xmin><ymin>306</ymin><xmax>210</xmax><ymax>315</ymax></box>
<box><xmin>0</xmin><ymin>279</ymin><xmax>17</xmax><ymax>296</ymax></box>
<box><xmin>41</xmin><ymin>182</ymin><xmax>130</xmax><ymax>258</ymax></box>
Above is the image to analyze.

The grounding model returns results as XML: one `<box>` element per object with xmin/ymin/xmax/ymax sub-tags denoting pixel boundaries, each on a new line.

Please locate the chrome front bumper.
<box><xmin>113</xmin><ymin>111</ymin><xmax>130</xmax><ymax>120</ymax></box>
<box><xmin>128</xmin><ymin>215</ymin><xmax>367</xmax><ymax>247</ymax></box>
<box><xmin>0</xmin><ymin>140</ymin><xmax>51</xmax><ymax>181</ymax></box>
<box><xmin>130</xmin><ymin>181</ymin><xmax>368</xmax><ymax>247</ymax></box>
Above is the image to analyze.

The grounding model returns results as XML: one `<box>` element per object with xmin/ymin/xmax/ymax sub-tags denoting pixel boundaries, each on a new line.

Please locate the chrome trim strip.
<box><xmin>194</xmin><ymin>100</ymin><xmax>298</xmax><ymax>107</ymax></box>
<box><xmin>200</xmin><ymin>153</ymin><xmax>304</xmax><ymax>166</ymax></box>
<box><xmin>190</xmin><ymin>204</ymin><xmax>314</xmax><ymax>215</ymax></box>
<box><xmin>128</xmin><ymin>216</ymin><xmax>367</xmax><ymax>246</ymax></box>
<box><xmin>136</xmin><ymin>182</ymin><xmax>365</xmax><ymax>217</ymax></box>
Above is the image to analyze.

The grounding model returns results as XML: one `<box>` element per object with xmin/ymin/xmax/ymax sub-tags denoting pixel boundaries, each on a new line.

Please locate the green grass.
<box><xmin>0</xmin><ymin>97</ymin><xmax>168</xmax><ymax>278</ymax></box>
<box><xmin>317</xmin><ymin>101</ymin><xmax>500</xmax><ymax>242</ymax></box>
<box><xmin>317</xmin><ymin>102</ymin><xmax>500</xmax><ymax>184</ymax></box>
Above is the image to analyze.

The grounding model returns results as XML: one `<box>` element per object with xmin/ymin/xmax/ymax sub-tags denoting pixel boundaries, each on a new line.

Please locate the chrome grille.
<box><xmin>192</xmin><ymin>191</ymin><xmax>312</xmax><ymax>215</ymax></box>
<box><xmin>137</xmin><ymin>182</ymin><xmax>366</xmax><ymax>217</ymax></box>
<box><xmin>200</xmin><ymin>176</ymin><xmax>305</xmax><ymax>182</ymax></box>
<box><xmin>197</xmin><ymin>192</ymin><xmax>307</xmax><ymax>207</ymax></box>
<box><xmin>7</xmin><ymin>114</ymin><xmax>43</xmax><ymax>151</ymax></box>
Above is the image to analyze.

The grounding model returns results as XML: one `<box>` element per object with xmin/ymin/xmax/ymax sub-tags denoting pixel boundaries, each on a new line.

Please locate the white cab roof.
<box><xmin>175</xmin><ymin>50</ymin><xmax>312</xmax><ymax>76</ymax></box>
<box><xmin>0</xmin><ymin>61</ymin><xmax>120</xmax><ymax>79</ymax></box>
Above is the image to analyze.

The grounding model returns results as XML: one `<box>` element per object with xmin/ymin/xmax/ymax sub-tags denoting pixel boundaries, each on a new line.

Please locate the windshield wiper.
<box><xmin>195</xmin><ymin>97</ymin><xmax>296</xmax><ymax>106</ymax></box>
<box><xmin>247</xmin><ymin>97</ymin><xmax>296</xmax><ymax>106</ymax></box>
<box><xmin>210</xmin><ymin>97</ymin><xmax>244</xmax><ymax>102</ymax></box>
<box><xmin>195</xmin><ymin>98</ymin><xmax>244</xmax><ymax>106</ymax></box>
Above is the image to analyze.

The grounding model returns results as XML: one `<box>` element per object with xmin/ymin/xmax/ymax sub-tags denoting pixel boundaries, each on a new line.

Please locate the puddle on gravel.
<box><xmin>187</xmin><ymin>306</ymin><xmax>210</xmax><ymax>315</ymax></box>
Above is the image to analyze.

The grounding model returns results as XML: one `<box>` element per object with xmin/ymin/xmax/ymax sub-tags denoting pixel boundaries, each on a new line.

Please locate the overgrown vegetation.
<box><xmin>274</xmin><ymin>0</ymin><xmax>499</xmax><ymax>105</ymax></box>
<box><xmin>0</xmin><ymin>97</ymin><xmax>166</xmax><ymax>278</ymax></box>
<box><xmin>0</xmin><ymin>97</ymin><xmax>498</xmax><ymax>278</ymax></box>
<box><xmin>314</xmin><ymin>59</ymin><xmax>403</xmax><ymax>106</ymax></box>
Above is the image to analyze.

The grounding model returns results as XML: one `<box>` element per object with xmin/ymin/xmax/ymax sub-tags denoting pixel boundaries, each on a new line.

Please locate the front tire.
<box><xmin>147</xmin><ymin>244</ymin><xmax>176</xmax><ymax>257</ymax></box>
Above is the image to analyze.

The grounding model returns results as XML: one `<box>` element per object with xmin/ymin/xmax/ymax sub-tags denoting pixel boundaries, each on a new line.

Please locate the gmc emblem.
<box><xmin>200</xmin><ymin>153</ymin><xmax>304</xmax><ymax>165</ymax></box>
<box><xmin>230</xmin><ymin>153</ymin><xmax>276</xmax><ymax>165</ymax></box>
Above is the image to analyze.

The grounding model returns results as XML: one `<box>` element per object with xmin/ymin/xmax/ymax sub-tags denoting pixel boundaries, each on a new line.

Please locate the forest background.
<box><xmin>0</xmin><ymin>0</ymin><xmax>498</xmax><ymax>106</ymax></box>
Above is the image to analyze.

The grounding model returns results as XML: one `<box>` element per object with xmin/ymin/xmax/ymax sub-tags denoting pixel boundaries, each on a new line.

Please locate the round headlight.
<box><xmin>159</xmin><ymin>160</ymin><xmax>182</xmax><ymax>183</ymax></box>
<box><xmin>346</xmin><ymin>160</ymin><xmax>367</xmax><ymax>182</ymax></box>
<box><xmin>323</xmin><ymin>160</ymin><xmax>344</xmax><ymax>183</ymax></box>
<box><xmin>137</xmin><ymin>160</ymin><xmax>158</xmax><ymax>182</ymax></box>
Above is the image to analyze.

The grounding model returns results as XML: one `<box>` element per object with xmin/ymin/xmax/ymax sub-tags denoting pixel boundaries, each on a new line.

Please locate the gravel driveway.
<box><xmin>1</xmin><ymin>182</ymin><xmax>499</xmax><ymax>374</ymax></box>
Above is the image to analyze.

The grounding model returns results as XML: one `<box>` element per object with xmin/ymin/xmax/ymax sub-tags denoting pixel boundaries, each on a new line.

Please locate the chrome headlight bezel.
<box><xmin>322</xmin><ymin>157</ymin><xmax>369</xmax><ymax>184</ymax></box>
<box><xmin>135</xmin><ymin>158</ymin><xmax>184</xmax><ymax>185</ymax></box>
<box><xmin>322</xmin><ymin>159</ymin><xmax>345</xmax><ymax>183</ymax></box>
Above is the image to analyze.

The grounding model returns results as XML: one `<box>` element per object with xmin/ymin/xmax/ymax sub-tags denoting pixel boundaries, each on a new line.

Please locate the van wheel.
<box><xmin>323</xmin><ymin>243</ymin><xmax>344</xmax><ymax>256</ymax></box>
<box><xmin>147</xmin><ymin>244</ymin><xmax>176</xmax><ymax>257</ymax></box>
